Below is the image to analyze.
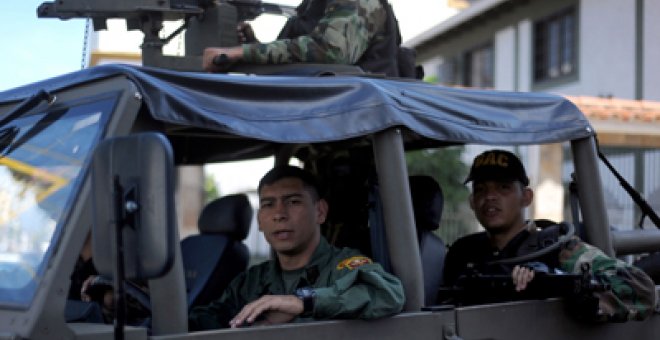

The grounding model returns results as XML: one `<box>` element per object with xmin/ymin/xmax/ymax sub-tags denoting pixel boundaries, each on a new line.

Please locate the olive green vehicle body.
<box><xmin>0</xmin><ymin>63</ymin><xmax>658</xmax><ymax>340</ymax></box>
<box><xmin>0</xmin><ymin>0</ymin><xmax>657</xmax><ymax>338</ymax></box>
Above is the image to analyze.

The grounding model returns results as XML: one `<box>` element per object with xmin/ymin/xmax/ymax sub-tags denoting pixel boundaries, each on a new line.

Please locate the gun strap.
<box><xmin>488</xmin><ymin>221</ymin><xmax>574</xmax><ymax>266</ymax></box>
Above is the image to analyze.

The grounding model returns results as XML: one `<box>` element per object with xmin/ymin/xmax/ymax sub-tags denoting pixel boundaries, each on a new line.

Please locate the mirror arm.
<box><xmin>112</xmin><ymin>177</ymin><xmax>139</xmax><ymax>340</ymax></box>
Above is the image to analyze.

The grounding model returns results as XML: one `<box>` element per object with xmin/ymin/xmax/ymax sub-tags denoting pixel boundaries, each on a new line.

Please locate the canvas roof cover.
<box><xmin>0</xmin><ymin>64</ymin><xmax>594</xmax><ymax>146</ymax></box>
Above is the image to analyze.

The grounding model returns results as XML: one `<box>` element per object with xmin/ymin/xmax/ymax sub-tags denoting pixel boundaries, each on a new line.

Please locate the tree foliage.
<box><xmin>405</xmin><ymin>146</ymin><xmax>469</xmax><ymax>205</ymax></box>
<box><xmin>204</xmin><ymin>173</ymin><xmax>220</xmax><ymax>203</ymax></box>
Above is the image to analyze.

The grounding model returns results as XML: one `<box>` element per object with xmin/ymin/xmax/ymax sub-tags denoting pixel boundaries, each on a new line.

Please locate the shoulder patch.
<box><xmin>336</xmin><ymin>256</ymin><xmax>372</xmax><ymax>270</ymax></box>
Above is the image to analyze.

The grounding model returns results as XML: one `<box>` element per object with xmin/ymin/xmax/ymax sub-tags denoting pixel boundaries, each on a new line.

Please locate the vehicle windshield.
<box><xmin>0</xmin><ymin>94</ymin><xmax>114</xmax><ymax>307</ymax></box>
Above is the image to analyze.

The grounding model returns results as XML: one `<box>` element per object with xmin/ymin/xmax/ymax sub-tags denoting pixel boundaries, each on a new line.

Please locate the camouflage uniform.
<box><xmin>242</xmin><ymin>0</ymin><xmax>387</xmax><ymax>65</ymax></box>
<box><xmin>188</xmin><ymin>237</ymin><xmax>404</xmax><ymax>330</ymax></box>
<box><xmin>559</xmin><ymin>236</ymin><xmax>656</xmax><ymax>321</ymax></box>
<box><xmin>443</xmin><ymin>221</ymin><xmax>657</xmax><ymax>322</ymax></box>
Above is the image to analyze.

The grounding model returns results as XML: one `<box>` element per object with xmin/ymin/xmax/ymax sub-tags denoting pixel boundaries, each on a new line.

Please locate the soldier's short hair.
<box><xmin>258</xmin><ymin>165</ymin><xmax>323</xmax><ymax>200</ymax></box>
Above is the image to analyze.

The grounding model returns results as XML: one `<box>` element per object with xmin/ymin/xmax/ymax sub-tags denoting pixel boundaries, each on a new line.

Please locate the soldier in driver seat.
<box><xmin>188</xmin><ymin>165</ymin><xmax>404</xmax><ymax>330</ymax></box>
<box><xmin>442</xmin><ymin>149</ymin><xmax>656</xmax><ymax>322</ymax></box>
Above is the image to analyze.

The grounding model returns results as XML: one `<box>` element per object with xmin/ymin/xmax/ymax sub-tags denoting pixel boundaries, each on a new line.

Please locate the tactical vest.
<box><xmin>504</xmin><ymin>220</ymin><xmax>569</xmax><ymax>269</ymax></box>
<box><xmin>278</xmin><ymin>0</ymin><xmax>417</xmax><ymax>78</ymax></box>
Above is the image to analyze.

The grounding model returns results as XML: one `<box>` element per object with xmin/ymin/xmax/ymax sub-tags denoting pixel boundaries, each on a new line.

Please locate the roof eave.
<box><xmin>404</xmin><ymin>0</ymin><xmax>512</xmax><ymax>48</ymax></box>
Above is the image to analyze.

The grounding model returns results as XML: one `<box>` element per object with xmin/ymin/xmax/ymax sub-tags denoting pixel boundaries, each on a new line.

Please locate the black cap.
<box><xmin>464</xmin><ymin>149</ymin><xmax>529</xmax><ymax>186</ymax></box>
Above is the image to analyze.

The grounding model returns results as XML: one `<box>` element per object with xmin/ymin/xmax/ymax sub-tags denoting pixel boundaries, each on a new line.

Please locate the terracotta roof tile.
<box><xmin>565</xmin><ymin>96</ymin><xmax>660</xmax><ymax>123</ymax></box>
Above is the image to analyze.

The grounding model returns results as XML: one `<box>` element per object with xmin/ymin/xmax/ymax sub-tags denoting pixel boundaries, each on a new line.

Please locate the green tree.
<box><xmin>423</xmin><ymin>75</ymin><xmax>439</xmax><ymax>84</ymax></box>
<box><xmin>204</xmin><ymin>173</ymin><xmax>220</xmax><ymax>203</ymax></box>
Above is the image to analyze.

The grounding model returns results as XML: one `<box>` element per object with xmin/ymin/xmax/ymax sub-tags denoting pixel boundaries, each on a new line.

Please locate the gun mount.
<box><xmin>37</xmin><ymin>0</ymin><xmax>295</xmax><ymax>71</ymax></box>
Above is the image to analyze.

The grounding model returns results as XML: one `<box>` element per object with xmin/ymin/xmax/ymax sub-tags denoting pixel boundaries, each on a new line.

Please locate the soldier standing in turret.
<box><xmin>202</xmin><ymin>0</ymin><xmax>415</xmax><ymax>77</ymax></box>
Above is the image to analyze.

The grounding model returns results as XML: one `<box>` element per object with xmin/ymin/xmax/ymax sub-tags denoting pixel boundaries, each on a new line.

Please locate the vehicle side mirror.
<box><xmin>90</xmin><ymin>132</ymin><xmax>175</xmax><ymax>280</ymax></box>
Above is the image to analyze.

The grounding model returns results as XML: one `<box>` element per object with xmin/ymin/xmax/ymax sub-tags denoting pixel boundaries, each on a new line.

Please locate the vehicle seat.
<box><xmin>409</xmin><ymin>175</ymin><xmax>447</xmax><ymax>306</ymax></box>
<box><xmin>181</xmin><ymin>193</ymin><xmax>252</xmax><ymax>309</ymax></box>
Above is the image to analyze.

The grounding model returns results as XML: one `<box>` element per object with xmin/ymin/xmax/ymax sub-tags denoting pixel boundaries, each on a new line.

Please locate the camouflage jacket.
<box><xmin>242</xmin><ymin>0</ymin><xmax>387</xmax><ymax>65</ymax></box>
<box><xmin>188</xmin><ymin>237</ymin><xmax>404</xmax><ymax>330</ymax></box>
<box><xmin>559</xmin><ymin>236</ymin><xmax>656</xmax><ymax>322</ymax></box>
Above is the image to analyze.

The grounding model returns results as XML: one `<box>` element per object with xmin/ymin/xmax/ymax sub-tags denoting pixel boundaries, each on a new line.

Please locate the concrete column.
<box><xmin>176</xmin><ymin>166</ymin><xmax>204</xmax><ymax>239</ymax></box>
<box><xmin>533</xmin><ymin>144</ymin><xmax>565</xmax><ymax>222</ymax></box>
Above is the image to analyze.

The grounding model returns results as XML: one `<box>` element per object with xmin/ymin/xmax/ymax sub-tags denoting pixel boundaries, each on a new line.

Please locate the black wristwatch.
<box><xmin>294</xmin><ymin>287</ymin><xmax>316</xmax><ymax>317</ymax></box>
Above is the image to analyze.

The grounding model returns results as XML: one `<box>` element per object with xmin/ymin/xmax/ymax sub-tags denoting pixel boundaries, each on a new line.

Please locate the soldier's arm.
<box><xmin>558</xmin><ymin>236</ymin><xmax>657</xmax><ymax>321</ymax></box>
<box><xmin>312</xmin><ymin>257</ymin><xmax>404</xmax><ymax>320</ymax></box>
<box><xmin>242</xmin><ymin>0</ymin><xmax>384</xmax><ymax>64</ymax></box>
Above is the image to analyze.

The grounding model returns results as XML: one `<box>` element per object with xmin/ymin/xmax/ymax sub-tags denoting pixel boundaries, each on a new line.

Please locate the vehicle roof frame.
<box><xmin>373</xmin><ymin>128</ymin><xmax>424</xmax><ymax>311</ymax></box>
<box><xmin>2</xmin><ymin>64</ymin><xmax>659</xmax><ymax>339</ymax></box>
<box><xmin>570</xmin><ymin>136</ymin><xmax>614</xmax><ymax>256</ymax></box>
<box><xmin>95</xmin><ymin>77</ymin><xmax>188</xmax><ymax>336</ymax></box>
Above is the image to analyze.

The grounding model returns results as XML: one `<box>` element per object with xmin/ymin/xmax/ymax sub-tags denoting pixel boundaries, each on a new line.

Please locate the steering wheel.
<box><xmin>85</xmin><ymin>276</ymin><xmax>151</xmax><ymax>312</ymax></box>
<box><xmin>487</xmin><ymin>221</ymin><xmax>576</xmax><ymax>266</ymax></box>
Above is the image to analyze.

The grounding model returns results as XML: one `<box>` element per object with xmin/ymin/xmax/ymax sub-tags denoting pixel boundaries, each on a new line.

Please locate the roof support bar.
<box><xmin>612</xmin><ymin>230</ymin><xmax>660</xmax><ymax>255</ymax></box>
<box><xmin>571</xmin><ymin>136</ymin><xmax>615</xmax><ymax>256</ymax></box>
<box><xmin>372</xmin><ymin>128</ymin><xmax>424</xmax><ymax>311</ymax></box>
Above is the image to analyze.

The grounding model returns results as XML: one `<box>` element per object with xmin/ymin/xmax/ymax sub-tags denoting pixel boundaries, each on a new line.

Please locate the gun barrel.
<box><xmin>37</xmin><ymin>1</ymin><xmax>202</xmax><ymax>21</ymax></box>
<box><xmin>37</xmin><ymin>2</ymin><xmax>74</xmax><ymax>20</ymax></box>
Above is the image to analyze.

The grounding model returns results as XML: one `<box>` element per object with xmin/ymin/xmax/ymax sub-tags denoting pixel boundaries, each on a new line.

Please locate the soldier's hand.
<box><xmin>202</xmin><ymin>47</ymin><xmax>243</xmax><ymax>72</ymax></box>
<box><xmin>229</xmin><ymin>295</ymin><xmax>304</xmax><ymax>328</ymax></box>
<box><xmin>253</xmin><ymin>310</ymin><xmax>298</xmax><ymax>326</ymax></box>
<box><xmin>237</xmin><ymin>22</ymin><xmax>258</xmax><ymax>43</ymax></box>
<box><xmin>512</xmin><ymin>265</ymin><xmax>535</xmax><ymax>292</ymax></box>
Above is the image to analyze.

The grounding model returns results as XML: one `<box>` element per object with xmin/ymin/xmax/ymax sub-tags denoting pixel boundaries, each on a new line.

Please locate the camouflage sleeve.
<box><xmin>313</xmin><ymin>256</ymin><xmax>404</xmax><ymax>319</ymax></box>
<box><xmin>558</xmin><ymin>236</ymin><xmax>657</xmax><ymax>321</ymax></box>
<box><xmin>242</xmin><ymin>0</ymin><xmax>385</xmax><ymax>64</ymax></box>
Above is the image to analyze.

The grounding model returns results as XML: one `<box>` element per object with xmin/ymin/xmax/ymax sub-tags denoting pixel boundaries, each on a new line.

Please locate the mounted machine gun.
<box><xmin>37</xmin><ymin>0</ymin><xmax>295</xmax><ymax>71</ymax></box>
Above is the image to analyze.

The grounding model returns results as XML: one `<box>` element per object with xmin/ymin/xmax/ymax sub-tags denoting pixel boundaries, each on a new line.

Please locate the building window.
<box><xmin>463</xmin><ymin>44</ymin><xmax>494</xmax><ymax>88</ymax></box>
<box><xmin>534</xmin><ymin>8</ymin><xmax>576</xmax><ymax>82</ymax></box>
<box><xmin>437</xmin><ymin>57</ymin><xmax>458</xmax><ymax>85</ymax></box>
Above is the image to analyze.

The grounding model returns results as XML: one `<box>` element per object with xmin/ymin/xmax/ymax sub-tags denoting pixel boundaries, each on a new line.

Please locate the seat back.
<box><xmin>181</xmin><ymin>193</ymin><xmax>252</xmax><ymax>308</ymax></box>
<box><xmin>409</xmin><ymin>175</ymin><xmax>447</xmax><ymax>306</ymax></box>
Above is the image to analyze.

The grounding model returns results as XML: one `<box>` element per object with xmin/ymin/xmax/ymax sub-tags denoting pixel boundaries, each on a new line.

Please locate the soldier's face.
<box><xmin>469</xmin><ymin>180</ymin><xmax>532</xmax><ymax>234</ymax></box>
<box><xmin>257</xmin><ymin>177</ymin><xmax>327</xmax><ymax>256</ymax></box>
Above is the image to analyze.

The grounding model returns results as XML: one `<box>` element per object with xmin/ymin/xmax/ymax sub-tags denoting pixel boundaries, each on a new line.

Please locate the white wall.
<box><xmin>478</xmin><ymin>0</ymin><xmax>655</xmax><ymax>99</ymax></box>
<box><xmin>494</xmin><ymin>26</ymin><xmax>516</xmax><ymax>91</ymax></box>
<box><xmin>90</xmin><ymin>19</ymin><xmax>185</xmax><ymax>57</ymax></box>
<box><xmin>422</xmin><ymin>56</ymin><xmax>442</xmax><ymax>80</ymax></box>
<box><xmin>644</xmin><ymin>0</ymin><xmax>660</xmax><ymax>101</ymax></box>
<box><xmin>570</xmin><ymin>0</ymin><xmax>636</xmax><ymax>98</ymax></box>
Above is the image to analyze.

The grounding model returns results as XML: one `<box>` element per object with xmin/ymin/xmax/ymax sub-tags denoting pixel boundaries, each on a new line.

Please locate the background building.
<box><xmin>408</xmin><ymin>0</ymin><xmax>660</xmax><ymax>233</ymax></box>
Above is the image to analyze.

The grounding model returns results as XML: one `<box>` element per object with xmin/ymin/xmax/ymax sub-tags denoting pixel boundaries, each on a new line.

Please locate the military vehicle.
<box><xmin>0</xmin><ymin>0</ymin><xmax>658</xmax><ymax>339</ymax></box>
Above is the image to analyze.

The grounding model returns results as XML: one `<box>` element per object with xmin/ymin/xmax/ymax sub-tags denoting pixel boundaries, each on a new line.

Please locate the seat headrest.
<box><xmin>197</xmin><ymin>194</ymin><xmax>252</xmax><ymax>240</ymax></box>
<box><xmin>409</xmin><ymin>175</ymin><xmax>444</xmax><ymax>231</ymax></box>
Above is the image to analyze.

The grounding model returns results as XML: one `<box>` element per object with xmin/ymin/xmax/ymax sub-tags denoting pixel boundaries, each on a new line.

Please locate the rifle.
<box><xmin>37</xmin><ymin>0</ymin><xmax>294</xmax><ymax>71</ymax></box>
<box><xmin>437</xmin><ymin>264</ymin><xmax>610</xmax><ymax>320</ymax></box>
